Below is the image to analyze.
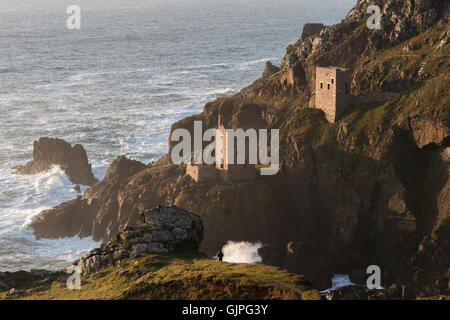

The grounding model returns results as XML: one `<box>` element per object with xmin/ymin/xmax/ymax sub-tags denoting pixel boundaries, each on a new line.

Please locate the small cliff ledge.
<box><xmin>12</xmin><ymin>137</ymin><xmax>98</xmax><ymax>186</ymax></box>
<box><xmin>74</xmin><ymin>206</ymin><xmax>203</xmax><ymax>275</ymax></box>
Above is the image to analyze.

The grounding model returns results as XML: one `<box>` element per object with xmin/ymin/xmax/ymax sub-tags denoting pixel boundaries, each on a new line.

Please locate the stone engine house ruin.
<box><xmin>186</xmin><ymin>115</ymin><xmax>256</xmax><ymax>183</ymax></box>
<box><xmin>314</xmin><ymin>66</ymin><xmax>352</xmax><ymax>123</ymax></box>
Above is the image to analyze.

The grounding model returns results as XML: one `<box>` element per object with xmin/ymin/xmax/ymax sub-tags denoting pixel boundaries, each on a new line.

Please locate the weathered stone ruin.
<box><xmin>185</xmin><ymin>115</ymin><xmax>257</xmax><ymax>183</ymax></box>
<box><xmin>314</xmin><ymin>66</ymin><xmax>401</xmax><ymax>123</ymax></box>
<box><xmin>314</xmin><ymin>66</ymin><xmax>352</xmax><ymax>123</ymax></box>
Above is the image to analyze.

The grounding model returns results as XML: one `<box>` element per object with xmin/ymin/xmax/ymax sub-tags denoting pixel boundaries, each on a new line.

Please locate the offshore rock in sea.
<box><xmin>73</xmin><ymin>206</ymin><xmax>203</xmax><ymax>275</ymax></box>
<box><xmin>28</xmin><ymin>155</ymin><xmax>148</xmax><ymax>240</ymax></box>
<box><xmin>12</xmin><ymin>137</ymin><xmax>98</xmax><ymax>186</ymax></box>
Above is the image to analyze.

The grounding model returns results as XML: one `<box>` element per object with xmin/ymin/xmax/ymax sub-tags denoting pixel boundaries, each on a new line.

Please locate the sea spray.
<box><xmin>320</xmin><ymin>274</ymin><xmax>357</xmax><ymax>293</ymax></box>
<box><xmin>0</xmin><ymin>165</ymin><xmax>99</xmax><ymax>271</ymax></box>
<box><xmin>221</xmin><ymin>241</ymin><xmax>264</xmax><ymax>264</ymax></box>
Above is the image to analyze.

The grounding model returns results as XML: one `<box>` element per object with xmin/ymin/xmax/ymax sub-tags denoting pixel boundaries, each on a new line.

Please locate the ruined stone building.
<box><xmin>216</xmin><ymin>115</ymin><xmax>256</xmax><ymax>181</ymax></box>
<box><xmin>313</xmin><ymin>66</ymin><xmax>401</xmax><ymax>123</ymax></box>
<box><xmin>314</xmin><ymin>66</ymin><xmax>352</xmax><ymax>123</ymax></box>
<box><xmin>185</xmin><ymin>164</ymin><xmax>218</xmax><ymax>183</ymax></box>
<box><xmin>186</xmin><ymin>115</ymin><xmax>256</xmax><ymax>183</ymax></box>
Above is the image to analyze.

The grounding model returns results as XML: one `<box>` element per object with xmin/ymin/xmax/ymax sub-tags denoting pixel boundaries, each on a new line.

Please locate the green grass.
<box><xmin>0</xmin><ymin>253</ymin><xmax>320</xmax><ymax>300</ymax></box>
<box><xmin>354</xmin><ymin>23</ymin><xmax>450</xmax><ymax>94</ymax></box>
<box><xmin>400</xmin><ymin>71</ymin><xmax>450</xmax><ymax>122</ymax></box>
<box><xmin>290</xmin><ymin>108</ymin><xmax>335</xmax><ymax>147</ymax></box>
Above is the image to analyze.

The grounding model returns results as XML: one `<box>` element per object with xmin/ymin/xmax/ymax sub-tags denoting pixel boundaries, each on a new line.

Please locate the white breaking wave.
<box><xmin>205</xmin><ymin>87</ymin><xmax>235</xmax><ymax>96</ymax></box>
<box><xmin>238</xmin><ymin>58</ymin><xmax>271</xmax><ymax>70</ymax></box>
<box><xmin>221</xmin><ymin>241</ymin><xmax>264</xmax><ymax>264</ymax></box>
<box><xmin>0</xmin><ymin>165</ymin><xmax>99</xmax><ymax>271</ymax></box>
<box><xmin>320</xmin><ymin>274</ymin><xmax>357</xmax><ymax>293</ymax></box>
<box><xmin>185</xmin><ymin>63</ymin><xmax>229</xmax><ymax>71</ymax></box>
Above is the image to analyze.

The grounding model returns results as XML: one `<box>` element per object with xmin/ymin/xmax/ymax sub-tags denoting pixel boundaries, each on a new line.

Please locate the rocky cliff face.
<box><xmin>12</xmin><ymin>137</ymin><xmax>98</xmax><ymax>186</ymax></box>
<box><xmin>28</xmin><ymin>0</ymin><xmax>449</xmax><ymax>297</ymax></box>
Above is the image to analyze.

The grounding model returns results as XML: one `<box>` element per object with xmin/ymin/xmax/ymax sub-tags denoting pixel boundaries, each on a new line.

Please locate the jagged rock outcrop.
<box><xmin>300</xmin><ymin>23</ymin><xmax>325</xmax><ymax>41</ymax></box>
<box><xmin>241</xmin><ymin>0</ymin><xmax>448</xmax><ymax>102</ymax></box>
<box><xmin>29</xmin><ymin>155</ymin><xmax>147</xmax><ymax>240</ymax></box>
<box><xmin>272</xmin><ymin>0</ymin><xmax>449</xmax><ymax>94</ymax></box>
<box><xmin>12</xmin><ymin>137</ymin><xmax>98</xmax><ymax>186</ymax></box>
<box><xmin>261</xmin><ymin>61</ymin><xmax>280</xmax><ymax>79</ymax></box>
<box><xmin>73</xmin><ymin>206</ymin><xmax>203</xmax><ymax>275</ymax></box>
<box><xmin>346</xmin><ymin>0</ymin><xmax>445</xmax><ymax>43</ymax></box>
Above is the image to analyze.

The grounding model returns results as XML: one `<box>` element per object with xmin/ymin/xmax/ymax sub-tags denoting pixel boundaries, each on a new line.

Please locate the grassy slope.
<box><xmin>0</xmin><ymin>253</ymin><xmax>320</xmax><ymax>300</ymax></box>
<box><xmin>348</xmin><ymin>22</ymin><xmax>449</xmax><ymax>132</ymax></box>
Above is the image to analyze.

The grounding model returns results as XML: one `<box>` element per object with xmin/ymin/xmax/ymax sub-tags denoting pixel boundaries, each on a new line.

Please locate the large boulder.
<box><xmin>12</xmin><ymin>137</ymin><xmax>98</xmax><ymax>186</ymax></box>
<box><xmin>74</xmin><ymin>206</ymin><xmax>203</xmax><ymax>275</ymax></box>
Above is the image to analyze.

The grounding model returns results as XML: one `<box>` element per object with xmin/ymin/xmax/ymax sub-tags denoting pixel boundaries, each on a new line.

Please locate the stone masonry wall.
<box><xmin>315</xmin><ymin>67</ymin><xmax>338</xmax><ymax>122</ymax></box>
<box><xmin>186</xmin><ymin>164</ymin><xmax>218</xmax><ymax>183</ymax></box>
<box><xmin>315</xmin><ymin>67</ymin><xmax>352</xmax><ymax>122</ymax></box>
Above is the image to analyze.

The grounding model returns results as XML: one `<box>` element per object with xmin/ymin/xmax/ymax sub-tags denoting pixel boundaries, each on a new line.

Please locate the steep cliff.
<box><xmin>28</xmin><ymin>0</ymin><xmax>449</xmax><ymax>296</ymax></box>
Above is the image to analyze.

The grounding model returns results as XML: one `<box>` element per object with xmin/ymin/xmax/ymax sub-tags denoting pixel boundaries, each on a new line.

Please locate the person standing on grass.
<box><xmin>216</xmin><ymin>248</ymin><xmax>224</xmax><ymax>262</ymax></box>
